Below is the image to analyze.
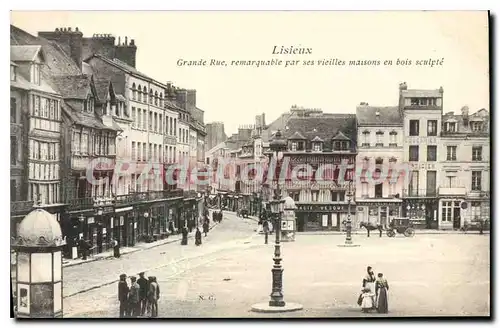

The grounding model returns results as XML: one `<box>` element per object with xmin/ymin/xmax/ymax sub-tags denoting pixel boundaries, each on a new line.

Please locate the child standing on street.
<box><xmin>360</xmin><ymin>287</ymin><xmax>375</xmax><ymax>313</ymax></box>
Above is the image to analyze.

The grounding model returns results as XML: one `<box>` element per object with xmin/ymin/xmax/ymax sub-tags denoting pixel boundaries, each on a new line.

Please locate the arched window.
<box><xmin>143</xmin><ymin>86</ymin><xmax>147</xmax><ymax>103</ymax></box>
<box><xmin>137</xmin><ymin>84</ymin><xmax>142</xmax><ymax>102</ymax></box>
<box><xmin>149</xmin><ymin>89</ymin><xmax>153</xmax><ymax>104</ymax></box>
<box><xmin>154</xmin><ymin>91</ymin><xmax>158</xmax><ymax>106</ymax></box>
<box><xmin>132</xmin><ymin>83</ymin><xmax>137</xmax><ymax>100</ymax></box>
<box><xmin>159</xmin><ymin>93</ymin><xmax>163</xmax><ymax>108</ymax></box>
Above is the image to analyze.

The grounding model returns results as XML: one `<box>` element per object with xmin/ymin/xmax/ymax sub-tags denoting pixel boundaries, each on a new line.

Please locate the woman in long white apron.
<box><xmin>362</xmin><ymin>266</ymin><xmax>377</xmax><ymax>309</ymax></box>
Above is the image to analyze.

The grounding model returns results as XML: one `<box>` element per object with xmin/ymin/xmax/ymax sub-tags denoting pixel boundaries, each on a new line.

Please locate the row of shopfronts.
<box><xmin>11</xmin><ymin>190</ymin><xmax>206</xmax><ymax>259</ymax></box>
<box><xmin>210</xmin><ymin>189</ymin><xmax>490</xmax><ymax>231</ymax></box>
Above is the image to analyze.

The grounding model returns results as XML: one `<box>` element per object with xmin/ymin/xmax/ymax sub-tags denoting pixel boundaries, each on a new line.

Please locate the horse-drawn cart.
<box><xmin>386</xmin><ymin>218</ymin><xmax>415</xmax><ymax>237</ymax></box>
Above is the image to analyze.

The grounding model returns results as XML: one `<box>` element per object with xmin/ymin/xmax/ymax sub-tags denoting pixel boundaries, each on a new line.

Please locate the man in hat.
<box><xmin>137</xmin><ymin>272</ymin><xmax>149</xmax><ymax>316</ymax></box>
<box><xmin>128</xmin><ymin>276</ymin><xmax>140</xmax><ymax>317</ymax></box>
<box><xmin>118</xmin><ymin>274</ymin><xmax>129</xmax><ymax>318</ymax></box>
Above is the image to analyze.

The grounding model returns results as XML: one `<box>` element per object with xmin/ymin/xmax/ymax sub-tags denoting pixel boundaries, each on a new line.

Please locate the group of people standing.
<box><xmin>358</xmin><ymin>266</ymin><xmax>389</xmax><ymax>314</ymax></box>
<box><xmin>118</xmin><ymin>272</ymin><xmax>160</xmax><ymax>318</ymax></box>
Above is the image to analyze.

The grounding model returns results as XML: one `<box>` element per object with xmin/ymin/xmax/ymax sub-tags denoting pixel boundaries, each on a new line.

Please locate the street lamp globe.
<box><xmin>270</xmin><ymin>130</ymin><xmax>288</xmax><ymax>153</ymax></box>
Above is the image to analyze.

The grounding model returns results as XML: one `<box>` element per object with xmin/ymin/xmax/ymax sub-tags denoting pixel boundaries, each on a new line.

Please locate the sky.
<box><xmin>10</xmin><ymin>11</ymin><xmax>489</xmax><ymax>135</ymax></box>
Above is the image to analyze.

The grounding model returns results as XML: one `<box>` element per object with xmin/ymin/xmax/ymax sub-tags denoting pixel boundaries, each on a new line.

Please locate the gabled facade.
<box><xmin>10</xmin><ymin>39</ymin><xmax>66</xmax><ymax>238</ymax></box>
<box><xmin>52</xmin><ymin>74</ymin><xmax>120</xmax><ymax>201</ymax></box>
<box><xmin>264</xmin><ymin>111</ymin><xmax>357</xmax><ymax>232</ymax></box>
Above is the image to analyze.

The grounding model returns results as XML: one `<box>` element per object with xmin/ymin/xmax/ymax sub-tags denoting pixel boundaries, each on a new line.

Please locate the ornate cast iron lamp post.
<box><xmin>345</xmin><ymin>181</ymin><xmax>354</xmax><ymax>245</ymax></box>
<box><xmin>251</xmin><ymin>130</ymin><xmax>303</xmax><ymax>313</ymax></box>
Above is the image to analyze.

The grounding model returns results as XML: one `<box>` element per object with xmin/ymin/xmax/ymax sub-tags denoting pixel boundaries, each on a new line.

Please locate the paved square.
<box><xmin>61</xmin><ymin>214</ymin><xmax>490</xmax><ymax>318</ymax></box>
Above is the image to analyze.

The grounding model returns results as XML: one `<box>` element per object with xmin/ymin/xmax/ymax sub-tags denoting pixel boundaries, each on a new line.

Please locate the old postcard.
<box><xmin>9</xmin><ymin>10</ymin><xmax>490</xmax><ymax>318</ymax></box>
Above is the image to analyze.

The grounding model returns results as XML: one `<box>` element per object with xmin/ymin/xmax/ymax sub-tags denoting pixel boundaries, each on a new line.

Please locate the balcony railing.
<box><xmin>11</xmin><ymin>200</ymin><xmax>35</xmax><ymax>214</ymax></box>
<box><xmin>68</xmin><ymin>189</ymin><xmax>185</xmax><ymax>211</ymax></box>
<box><xmin>402</xmin><ymin>189</ymin><xmax>437</xmax><ymax>198</ymax></box>
<box><xmin>438</xmin><ymin>186</ymin><xmax>467</xmax><ymax>196</ymax></box>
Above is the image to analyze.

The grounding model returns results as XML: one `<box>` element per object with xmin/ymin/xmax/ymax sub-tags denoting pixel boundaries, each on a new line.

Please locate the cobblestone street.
<box><xmin>62</xmin><ymin>212</ymin><xmax>490</xmax><ymax>318</ymax></box>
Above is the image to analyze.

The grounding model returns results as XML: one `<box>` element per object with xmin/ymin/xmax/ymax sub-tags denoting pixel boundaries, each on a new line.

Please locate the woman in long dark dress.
<box><xmin>181</xmin><ymin>226</ymin><xmax>188</xmax><ymax>245</ymax></box>
<box><xmin>195</xmin><ymin>228</ymin><xmax>202</xmax><ymax>246</ymax></box>
<box><xmin>375</xmin><ymin>273</ymin><xmax>389</xmax><ymax>313</ymax></box>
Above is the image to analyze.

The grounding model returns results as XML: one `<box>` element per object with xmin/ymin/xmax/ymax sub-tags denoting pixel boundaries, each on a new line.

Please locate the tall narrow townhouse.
<box><xmin>85</xmin><ymin>54</ymin><xmax>185</xmax><ymax>239</ymax></box>
<box><xmin>10</xmin><ymin>44</ymin><xmax>65</xmax><ymax>238</ymax></box>
<box><xmin>399</xmin><ymin>82</ymin><xmax>443</xmax><ymax>229</ymax></box>
<box><xmin>355</xmin><ymin>103</ymin><xmax>404</xmax><ymax>229</ymax></box>
<box><xmin>438</xmin><ymin>107</ymin><xmax>490</xmax><ymax>230</ymax></box>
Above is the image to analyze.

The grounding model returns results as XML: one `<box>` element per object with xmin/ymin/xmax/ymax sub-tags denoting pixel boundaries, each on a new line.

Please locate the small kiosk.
<box><xmin>281</xmin><ymin>196</ymin><xmax>297</xmax><ymax>242</ymax></box>
<box><xmin>12</xmin><ymin>208</ymin><xmax>66</xmax><ymax>318</ymax></box>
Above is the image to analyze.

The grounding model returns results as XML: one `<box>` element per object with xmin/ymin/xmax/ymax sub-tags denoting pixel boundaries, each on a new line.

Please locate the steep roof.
<box><xmin>311</xmin><ymin>136</ymin><xmax>324</xmax><ymax>142</ymax></box>
<box><xmin>11</xmin><ymin>45</ymin><xmax>43</xmax><ymax>62</ymax></box>
<box><xmin>289</xmin><ymin>131</ymin><xmax>307</xmax><ymax>140</ymax></box>
<box><xmin>10</xmin><ymin>69</ymin><xmax>58</xmax><ymax>95</ymax></box>
<box><xmin>356</xmin><ymin>106</ymin><xmax>402</xmax><ymax>126</ymax></box>
<box><xmin>63</xmin><ymin>100</ymin><xmax>121</xmax><ymax>131</ymax></box>
<box><xmin>282</xmin><ymin>114</ymin><xmax>357</xmax><ymax>144</ymax></box>
<box><xmin>10</xmin><ymin>25</ymin><xmax>81</xmax><ymax>76</ymax></box>
<box><xmin>87</xmin><ymin>54</ymin><xmax>163</xmax><ymax>86</ymax></box>
<box><xmin>50</xmin><ymin>75</ymin><xmax>92</xmax><ymax>100</ymax></box>
<box><xmin>442</xmin><ymin>108</ymin><xmax>489</xmax><ymax>135</ymax></box>
<box><xmin>93</xmin><ymin>79</ymin><xmax>111</xmax><ymax>102</ymax></box>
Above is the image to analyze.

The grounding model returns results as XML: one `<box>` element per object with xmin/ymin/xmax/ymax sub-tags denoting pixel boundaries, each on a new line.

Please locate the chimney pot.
<box><xmin>68</xmin><ymin>27</ymin><xmax>72</xmax><ymax>31</ymax></box>
<box><xmin>125</xmin><ymin>36</ymin><xmax>128</xmax><ymax>45</ymax></box>
<box><xmin>55</xmin><ymin>28</ymin><xmax>59</xmax><ymax>32</ymax></box>
<box><xmin>130</xmin><ymin>39</ymin><xmax>135</xmax><ymax>46</ymax></box>
<box><xmin>118</xmin><ymin>36</ymin><xmax>121</xmax><ymax>45</ymax></box>
<box><xmin>76</xmin><ymin>27</ymin><xmax>79</xmax><ymax>32</ymax></box>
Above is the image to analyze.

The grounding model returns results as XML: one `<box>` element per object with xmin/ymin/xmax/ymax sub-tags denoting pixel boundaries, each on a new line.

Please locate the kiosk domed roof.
<box><xmin>15</xmin><ymin>209</ymin><xmax>64</xmax><ymax>247</ymax></box>
<box><xmin>283</xmin><ymin>196</ymin><xmax>297</xmax><ymax>210</ymax></box>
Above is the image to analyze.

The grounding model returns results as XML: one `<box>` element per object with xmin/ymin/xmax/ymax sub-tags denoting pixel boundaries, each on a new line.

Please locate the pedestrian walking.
<box><xmin>203</xmin><ymin>219</ymin><xmax>209</xmax><ymax>237</ymax></box>
<box><xmin>263</xmin><ymin>220</ymin><xmax>269</xmax><ymax>244</ymax></box>
<box><xmin>118</xmin><ymin>274</ymin><xmax>129</xmax><ymax>318</ymax></box>
<box><xmin>128</xmin><ymin>276</ymin><xmax>140</xmax><ymax>317</ymax></box>
<box><xmin>137</xmin><ymin>272</ymin><xmax>149</xmax><ymax>316</ymax></box>
<box><xmin>375</xmin><ymin>273</ymin><xmax>389</xmax><ymax>313</ymax></box>
<box><xmin>195</xmin><ymin>227</ymin><xmax>202</xmax><ymax>246</ymax></box>
<box><xmin>148</xmin><ymin>276</ymin><xmax>160</xmax><ymax>317</ymax></box>
<box><xmin>111</xmin><ymin>239</ymin><xmax>120</xmax><ymax>258</ymax></box>
<box><xmin>181</xmin><ymin>226</ymin><xmax>188</xmax><ymax>245</ymax></box>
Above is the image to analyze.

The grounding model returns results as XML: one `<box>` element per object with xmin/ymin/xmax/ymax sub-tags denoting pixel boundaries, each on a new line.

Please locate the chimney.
<box><xmin>461</xmin><ymin>106</ymin><xmax>469</xmax><ymax>126</ymax></box>
<box><xmin>186</xmin><ymin>90</ymin><xmax>196</xmax><ymax>108</ymax></box>
<box><xmin>176</xmin><ymin>89</ymin><xmax>188</xmax><ymax>109</ymax></box>
<box><xmin>114</xmin><ymin>36</ymin><xmax>137</xmax><ymax>68</ymax></box>
<box><xmin>38</xmin><ymin>27</ymin><xmax>84</xmax><ymax>71</ymax></box>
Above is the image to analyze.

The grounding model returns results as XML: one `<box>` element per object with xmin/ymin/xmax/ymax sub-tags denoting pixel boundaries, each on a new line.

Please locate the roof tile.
<box><xmin>356</xmin><ymin>106</ymin><xmax>402</xmax><ymax>126</ymax></box>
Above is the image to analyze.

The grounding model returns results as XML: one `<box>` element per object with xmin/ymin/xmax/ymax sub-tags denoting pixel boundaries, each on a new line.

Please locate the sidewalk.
<box><xmin>62</xmin><ymin>221</ymin><xmax>219</xmax><ymax>268</ymax></box>
<box><xmin>237</xmin><ymin>213</ymin><xmax>489</xmax><ymax>235</ymax></box>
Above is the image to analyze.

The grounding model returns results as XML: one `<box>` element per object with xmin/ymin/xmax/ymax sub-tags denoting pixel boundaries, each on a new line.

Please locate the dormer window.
<box><xmin>10</xmin><ymin>65</ymin><xmax>16</xmax><ymax>81</ymax></box>
<box><xmin>334</xmin><ymin>141</ymin><xmax>349</xmax><ymax>151</ymax></box>
<box><xmin>471</xmin><ymin>121</ymin><xmax>483</xmax><ymax>132</ymax></box>
<box><xmin>445</xmin><ymin>122</ymin><xmax>457</xmax><ymax>132</ymax></box>
<box><xmin>291</xmin><ymin>142</ymin><xmax>297</xmax><ymax>151</ymax></box>
<box><xmin>31</xmin><ymin>63</ymin><xmax>40</xmax><ymax>85</ymax></box>
<box><xmin>313</xmin><ymin>143</ymin><xmax>322</xmax><ymax>152</ymax></box>
<box><xmin>85</xmin><ymin>96</ymin><xmax>94</xmax><ymax>113</ymax></box>
<box><xmin>115</xmin><ymin>102</ymin><xmax>120</xmax><ymax>116</ymax></box>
